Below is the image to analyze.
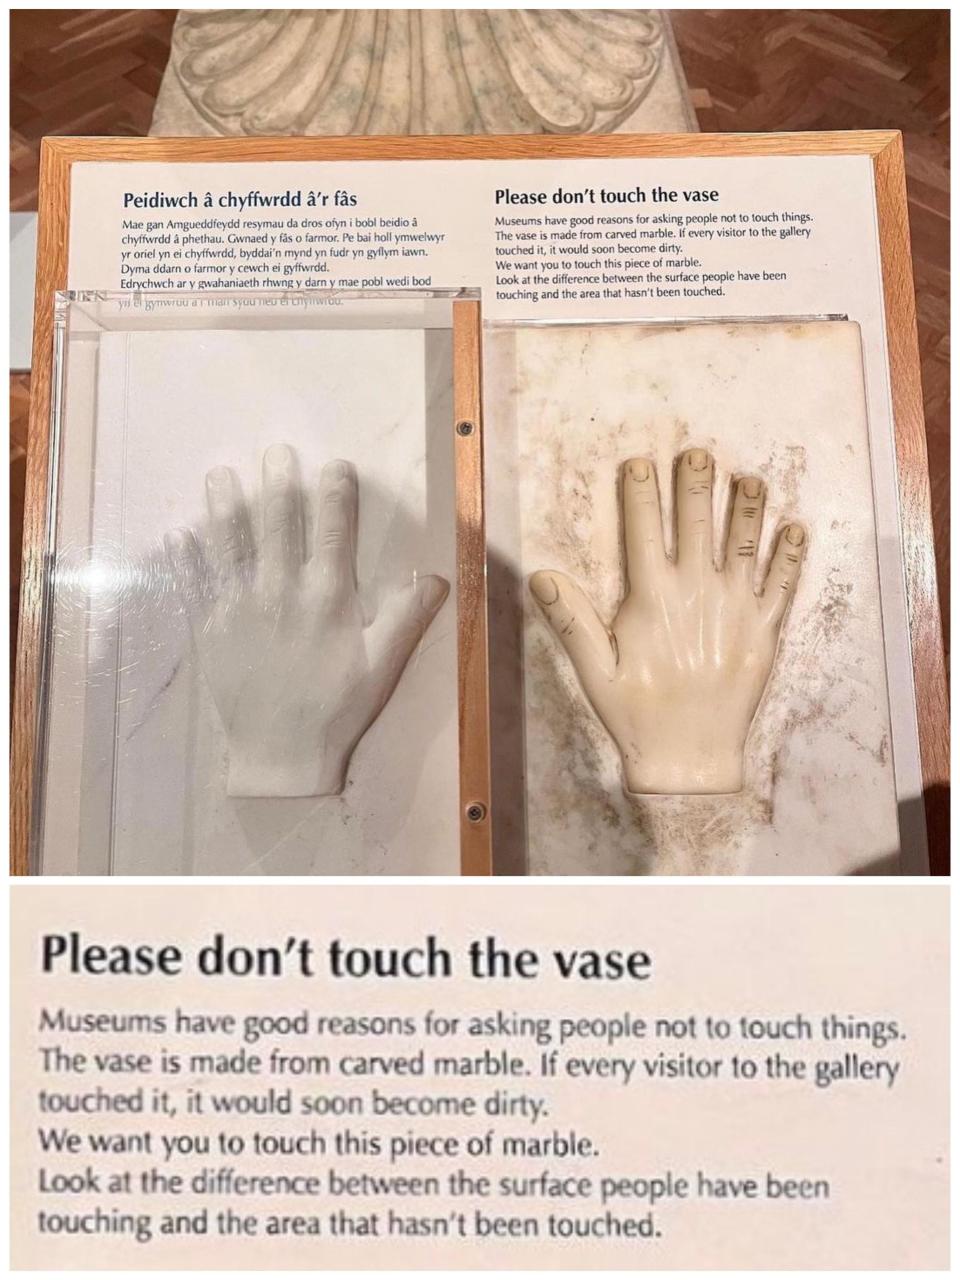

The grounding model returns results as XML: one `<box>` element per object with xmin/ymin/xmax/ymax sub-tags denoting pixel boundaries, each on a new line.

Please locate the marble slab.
<box><xmin>485</xmin><ymin>321</ymin><xmax>901</xmax><ymax>875</ymax></box>
<box><xmin>39</xmin><ymin>326</ymin><xmax>459</xmax><ymax>875</ymax></box>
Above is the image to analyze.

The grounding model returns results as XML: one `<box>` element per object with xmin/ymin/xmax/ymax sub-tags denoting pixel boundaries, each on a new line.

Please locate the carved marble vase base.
<box><xmin>150</xmin><ymin>10</ymin><xmax>696</xmax><ymax>137</ymax></box>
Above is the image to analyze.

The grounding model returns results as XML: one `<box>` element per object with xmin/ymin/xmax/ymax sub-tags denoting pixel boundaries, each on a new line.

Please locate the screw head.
<box><xmin>465</xmin><ymin>802</ymin><xmax>487</xmax><ymax>823</ymax></box>
<box><xmin>456</xmin><ymin>420</ymin><xmax>474</xmax><ymax>437</ymax></box>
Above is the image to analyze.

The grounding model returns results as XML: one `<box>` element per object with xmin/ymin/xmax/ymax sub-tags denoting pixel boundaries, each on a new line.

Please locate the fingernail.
<box><xmin>206</xmin><ymin>466</ymin><xmax>232</xmax><ymax>491</ymax></box>
<box><xmin>264</xmin><ymin>443</ymin><xmax>294</xmax><ymax>474</ymax></box>
<box><xmin>785</xmin><ymin>524</ymin><xmax>805</xmax><ymax>546</ymax></box>
<box><xmin>530</xmin><ymin>573</ymin><xmax>559</xmax><ymax>606</ymax></box>
<box><xmin>741</xmin><ymin>477</ymin><xmax>762</xmax><ymax>499</ymax></box>
<box><xmin>628</xmin><ymin>458</ymin><xmax>650</xmax><ymax>482</ymax></box>
<box><xmin>417</xmin><ymin>576</ymin><xmax>449</xmax><ymax>612</ymax></box>
<box><xmin>686</xmin><ymin>448</ymin><xmax>710</xmax><ymax>471</ymax></box>
<box><xmin>323</xmin><ymin>460</ymin><xmax>350</xmax><ymax>482</ymax></box>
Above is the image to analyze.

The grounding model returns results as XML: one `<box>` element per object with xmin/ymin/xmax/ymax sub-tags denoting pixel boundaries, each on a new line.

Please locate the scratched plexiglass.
<box><xmin>35</xmin><ymin>290</ymin><xmax>469</xmax><ymax>875</ymax></box>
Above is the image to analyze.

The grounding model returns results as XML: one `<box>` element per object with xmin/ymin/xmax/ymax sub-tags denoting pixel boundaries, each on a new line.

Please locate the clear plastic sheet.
<box><xmin>36</xmin><ymin>290</ymin><xmax>469</xmax><ymax>875</ymax></box>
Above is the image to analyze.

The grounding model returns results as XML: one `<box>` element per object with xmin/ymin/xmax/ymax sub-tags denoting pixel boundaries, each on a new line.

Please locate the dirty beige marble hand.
<box><xmin>530</xmin><ymin>448</ymin><xmax>805</xmax><ymax>794</ymax></box>
<box><xmin>165</xmin><ymin>445</ymin><xmax>449</xmax><ymax>797</ymax></box>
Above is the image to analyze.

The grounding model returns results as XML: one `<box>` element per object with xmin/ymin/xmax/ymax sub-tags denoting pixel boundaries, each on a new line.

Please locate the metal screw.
<box><xmin>456</xmin><ymin>420</ymin><xmax>474</xmax><ymax>436</ymax></box>
<box><xmin>465</xmin><ymin>802</ymin><xmax>487</xmax><ymax>823</ymax></box>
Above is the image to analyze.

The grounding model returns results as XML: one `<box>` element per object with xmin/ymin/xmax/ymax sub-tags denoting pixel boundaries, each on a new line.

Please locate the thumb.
<box><xmin>366</xmin><ymin>575</ymin><xmax>450</xmax><ymax>693</ymax></box>
<box><xmin>529</xmin><ymin>571</ymin><xmax>616</xmax><ymax>683</ymax></box>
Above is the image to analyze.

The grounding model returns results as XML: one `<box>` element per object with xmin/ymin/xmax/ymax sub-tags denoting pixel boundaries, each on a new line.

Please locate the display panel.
<box><xmin>35</xmin><ymin>289</ymin><xmax>477</xmax><ymax>875</ymax></box>
<box><xmin>486</xmin><ymin>318</ymin><xmax>901</xmax><ymax>875</ymax></box>
<box><xmin>12</xmin><ymin>134</ymin><xmax>944</xmax><ymax>875</ymax></box>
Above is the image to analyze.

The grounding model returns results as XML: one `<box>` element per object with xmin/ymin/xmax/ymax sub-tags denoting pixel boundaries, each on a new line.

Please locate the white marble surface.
<box><xmin>150</xmin><ymin>9</ymin><xmax>695</xmax><ymax>137</ymax></box>
<box><xmin>485</xmin><ymin>321</ymin><xmax>900</xmax><ymax>875</ymax></box>
<box><xmin>40</xmin><ymin>327</ymin><xmax>459</xmax><ymax>875</ymax></box>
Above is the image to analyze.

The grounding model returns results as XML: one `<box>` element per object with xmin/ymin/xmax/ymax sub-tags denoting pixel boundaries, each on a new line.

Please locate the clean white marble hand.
<box><xmin>530</xmin><ymin>448</ymin><xmax>805</xmax><ymax>795</ymax></box>
<box><xmin>165</xmin><ymin>445</ymin><xmax>449</xmax><ymax>797</ymax></box>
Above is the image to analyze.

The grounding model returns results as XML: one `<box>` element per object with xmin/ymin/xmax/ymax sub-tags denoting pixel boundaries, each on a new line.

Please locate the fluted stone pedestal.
<box><xmin>150</xmin><ymin>10</ymin><xmax>697</xmax><ymax>137</ymax></box>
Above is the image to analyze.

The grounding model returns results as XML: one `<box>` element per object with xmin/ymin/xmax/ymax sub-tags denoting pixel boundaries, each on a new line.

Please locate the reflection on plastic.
<box><xmin>530</xmin><ymin>448</ymin><xmax>805</xmax><ymax>795</ymax></box>
<box><xmin>164</xmin><ymin>445</ymin><xmax>450</xmax><ymax>797</ymax></box>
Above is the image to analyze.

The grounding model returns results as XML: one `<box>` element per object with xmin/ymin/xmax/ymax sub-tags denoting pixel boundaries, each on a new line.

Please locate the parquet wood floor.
<box><xmin>10</xmin><ymin>8</ymin><xmax>175</xmax><ymax>210</ymax></box>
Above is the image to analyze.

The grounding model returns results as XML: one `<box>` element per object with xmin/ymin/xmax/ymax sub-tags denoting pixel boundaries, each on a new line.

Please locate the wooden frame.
<box><xmin>453</xmin><ymin>300</ymin><xmax>492</xmax><ymax>874</ymax></box>
<box><xmin>12</xmin><ymin>131</ymin><xmax>948</xmax><ymax>875</ymax></box>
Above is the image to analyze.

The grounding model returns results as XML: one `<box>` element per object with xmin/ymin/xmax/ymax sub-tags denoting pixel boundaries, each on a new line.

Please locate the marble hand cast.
<box><xmin>530</xmin><ymin>449</ymin><xmax>805</xmax><ymax>795</ymax></box>
<box><xmin>165</xmin><ymin>445</ymin><xmax>449</xmax><ymax>798</ymax></box>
